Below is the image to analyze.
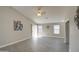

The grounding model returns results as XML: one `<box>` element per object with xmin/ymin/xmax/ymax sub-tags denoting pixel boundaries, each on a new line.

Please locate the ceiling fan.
<box><xmin>33</xmin><ymin>7</ymin><xmax>46</xmax><ymax>16</ymax></box>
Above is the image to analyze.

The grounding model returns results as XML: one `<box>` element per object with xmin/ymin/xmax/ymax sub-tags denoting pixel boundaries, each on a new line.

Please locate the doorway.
<box><xmin>32</xmin><ymin>24</ymin><xmax>38</xmax><ymax>38</ymax></box>
<box><xmin>66</xmin><ymin>21</ymin><xmax>69</xmax><ymax>44</ymax></box>
<box><xmin>65</xmin><ymin>21</ymin><xmax>69</xmax><ymax>51</ymax></box>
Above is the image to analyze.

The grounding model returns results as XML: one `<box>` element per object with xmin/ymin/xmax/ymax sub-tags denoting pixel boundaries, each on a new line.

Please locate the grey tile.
<box><xmin>0</xmin><ymin>37</ymin><xmax>69</xmax><ymax>52</ymax></box>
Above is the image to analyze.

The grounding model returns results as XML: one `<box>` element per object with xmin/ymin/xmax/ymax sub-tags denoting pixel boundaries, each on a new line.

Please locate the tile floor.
<box><xmin>0</xmin><ymin>37</ymin><xmax>69</xmax><ymax>52</ymax></box>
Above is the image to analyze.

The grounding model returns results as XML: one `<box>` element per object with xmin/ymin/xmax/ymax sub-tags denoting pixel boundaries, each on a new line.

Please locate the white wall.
<box><xmin>69</xmin><ymin>7</ymin><xmax>79</xmax><ymax>52</ymax></box>
<box><xmin>0</xmin><ymin>7</ymin><xmax>34</xmax><ymax>47</ymax></box>
<box><xmin>38</xmin><ymin>22</ymin><xmax>65</xmax><ymax>38</ymax></box>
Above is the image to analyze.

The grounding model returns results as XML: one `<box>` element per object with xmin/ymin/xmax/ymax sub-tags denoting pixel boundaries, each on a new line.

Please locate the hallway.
<box><xmin>0</xmin><ymin>37</ymin><xmax>69</xmax><ymax>52</ymax></box>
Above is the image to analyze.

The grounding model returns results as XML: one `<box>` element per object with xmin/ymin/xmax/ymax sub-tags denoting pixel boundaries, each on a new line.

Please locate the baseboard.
<box><xmin>42</xmin><ymin>36</ymin><xmax>64</xmax><ymax>39</ymax></box>
<box><xmin>0</xmin><ymin>36</ymin><xmax>32</xmax><ymax>49</ymax></box>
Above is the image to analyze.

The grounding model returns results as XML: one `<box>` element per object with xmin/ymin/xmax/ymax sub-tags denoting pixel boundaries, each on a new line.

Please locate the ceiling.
<box><xmin>12</xmin><ymin>6</ymin><xmax>72</xmax><ymax>24</ymax></box>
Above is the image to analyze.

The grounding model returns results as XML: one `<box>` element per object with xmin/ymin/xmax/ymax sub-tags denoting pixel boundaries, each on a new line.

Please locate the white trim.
<box><xmin>42</xmin><ymin>36</ymin><xmax>64</xmax><ymax>38</ymax></box>
<box><xmin>64</xmin><ymin>19</ymin><xmax>69</xmax><ymax>23</ymax></box>
<box><xmin>0</xmin><ymin>36</ymin><xmax>32</xmax><ymax>48</ymax></box>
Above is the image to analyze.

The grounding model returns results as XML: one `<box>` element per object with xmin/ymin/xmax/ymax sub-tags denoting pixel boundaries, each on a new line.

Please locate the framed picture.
<box><xmin>14</xmin><ymin>20</ymin><xmax>23</xmax><ymax>31</ymax></box>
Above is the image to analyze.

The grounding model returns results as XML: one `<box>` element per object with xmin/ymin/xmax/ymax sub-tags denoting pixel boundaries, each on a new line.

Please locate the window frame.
<box><xmin>53</xmin><ymin>25</ymin><xmax>60</xmax><ymax>34</ymax></box>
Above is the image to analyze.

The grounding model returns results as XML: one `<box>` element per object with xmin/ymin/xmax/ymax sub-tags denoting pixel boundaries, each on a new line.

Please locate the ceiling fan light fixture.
<box><xmin>33</xmin><ymin>7</ymin><xmax>45</xmax><ymax>17</ymax></box>
<box><xmin>37</xmin><ymin>12</ymin><xmax>42</xmax><ymax>16</ymax></box>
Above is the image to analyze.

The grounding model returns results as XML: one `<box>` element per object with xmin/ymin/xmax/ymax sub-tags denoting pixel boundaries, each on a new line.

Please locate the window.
<box><xmin>54</xmin><ymin>25</ymin><xmax>60</xmax><ymax>34</ymax></box>
<box><xmin>38</xmin><ymin>25</ymin><xmax>42</xmax><ymax>33</ymax></box>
